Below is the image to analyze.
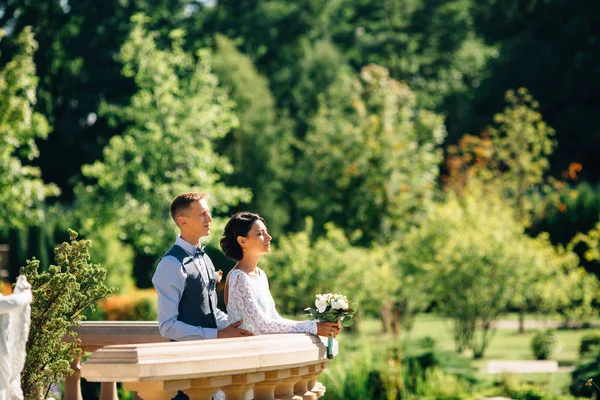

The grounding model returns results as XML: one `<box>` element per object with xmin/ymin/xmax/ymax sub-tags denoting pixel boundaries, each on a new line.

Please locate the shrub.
<box><xmin>570</xmin><ymin>347</ymin><xmax>600</xmax><ymax>397</ymax></box>
<box><xmin>531</xmin><ymin>329</ymin><xmax>558</xmax><ymax>360</ymax></box>
<box><xmin>321</xmin><ymin>346</ymin><xmax>474</xmax><ymax>400</ymax></box>
<box><xmin>19</xmin><ymin>229</ymin><xmax>112</xmax><ymax>399</ymax></box>
<box><xmin>579</xmin><ymin>332</ymin><xmax>600</xmax><ymax>356</ymax></box>
<box><xmin>98</xmin><ymin>289</ymin><xmax>158</xmax><ymax>321</ymax></box>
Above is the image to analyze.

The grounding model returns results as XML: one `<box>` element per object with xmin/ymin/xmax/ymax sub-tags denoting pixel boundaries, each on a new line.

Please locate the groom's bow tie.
<box><xmin>195</xmin><ymin>246</ymin><xmax>206</xmax><ymax>257</ymax></box>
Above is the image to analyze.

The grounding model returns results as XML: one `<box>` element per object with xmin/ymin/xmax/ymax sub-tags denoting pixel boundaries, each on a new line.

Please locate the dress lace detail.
<box><xmin>227</xmin><ymin>268</ymin><xmax>317</xmax><ymax>335</ymax></box>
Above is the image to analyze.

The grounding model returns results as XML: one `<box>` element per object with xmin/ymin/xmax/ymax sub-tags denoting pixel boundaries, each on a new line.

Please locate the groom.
<box><xmin>152</xmin><ymin>192</ymin><xmax>252</xmax><ymax>341</ymax></box>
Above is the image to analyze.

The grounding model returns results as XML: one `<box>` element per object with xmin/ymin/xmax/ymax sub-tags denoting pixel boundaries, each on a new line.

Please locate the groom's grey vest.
<box><xmin>162</xmin><ymin>245</ymin><xmax>217</xmax><ymax>330</ymax></box>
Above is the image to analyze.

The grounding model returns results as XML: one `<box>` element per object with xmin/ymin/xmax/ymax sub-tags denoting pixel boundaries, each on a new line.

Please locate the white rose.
<box><xmin>315</xmin><ymin>298</ymin><xmax>329</xmax><ymax>313</ymax></box>
<box><xmin>331</xmin><ymin>299</ymin><xmax>349</xmax><ymax>310</ymax></box>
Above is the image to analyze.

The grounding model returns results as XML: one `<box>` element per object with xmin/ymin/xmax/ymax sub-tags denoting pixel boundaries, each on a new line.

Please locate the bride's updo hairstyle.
<box><xmin>220</xmin><ymin>212</ymin><xmax>266</xmax><ymax>261</ymax></box>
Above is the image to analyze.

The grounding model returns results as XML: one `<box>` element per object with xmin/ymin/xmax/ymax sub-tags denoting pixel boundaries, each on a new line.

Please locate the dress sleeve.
<box><xmin>228</xmin><ymin>271</ymin><xmax>317</xmax><ymax>335</ymax></box>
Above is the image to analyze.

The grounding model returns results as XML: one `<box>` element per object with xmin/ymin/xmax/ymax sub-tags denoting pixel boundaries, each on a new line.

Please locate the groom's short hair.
<box><xmin>170</xmin><ymin>192</ymin><xmax>207</xmax><ymax>225</ymax></box>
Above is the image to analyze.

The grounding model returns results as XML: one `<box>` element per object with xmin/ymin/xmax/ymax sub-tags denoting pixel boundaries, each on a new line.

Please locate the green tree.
<box><xmin>0</xmin><ymin>27</ymin><xmax>58</xmax><ymax>231</ymax></box>
<box><xmin>211</xmin><ymin>34</ymin><xmax>294</xmax><ymax>235</ymax></box>
<box><xmin>470</xmin><ymin>0</ymin><xmax>600</xmax><ymax>182</ymax></box>
<box><xmin>445</xmin><ymin>89</ymin><xmax>558</xmax><ymax>332</ymax></box>
<box><xmin>296</xmin><ymin>64</ymin><xmax>445</xmax><ymax>243</ymax></box>
<box><xmin>0</xmin><ymin>0</ymin><xmax>192</xmax><ymax>201</ymax></box>
<box><xmin>486</xmin><ymin>88</ymin><xmax>556</xmax><ymax>224</ymax></box>
<box><xmin>76</xmin><ymin>16</ymin><xmax>250</xmax><ymax>285</ymax></box>
<box><xmin>19</xmin><ymin>229</ymin><xmax>112</xmax><ymax>399</ymax></box>
<box><xmin>263</xmin><ymin>218</ymin><xmax>387</xmax><ymax>321</ymax></box>
<box><xmin>415</xmin><ymin>186</ymin><xmax>526</xmax><ymax>358</ymax></box>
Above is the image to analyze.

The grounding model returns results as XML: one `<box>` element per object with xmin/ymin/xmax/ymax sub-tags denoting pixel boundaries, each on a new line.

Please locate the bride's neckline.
<box><xmin>233</xmin><ymin>265</ymin><xmax>261</xmax><ymax>278</ymax></box>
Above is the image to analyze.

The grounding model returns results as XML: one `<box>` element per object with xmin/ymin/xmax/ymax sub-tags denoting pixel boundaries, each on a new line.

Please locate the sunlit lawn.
<box><xmin>332</xmin><ymin>313</ymin><xmax>598</xmax><ymax>393</ymax></box>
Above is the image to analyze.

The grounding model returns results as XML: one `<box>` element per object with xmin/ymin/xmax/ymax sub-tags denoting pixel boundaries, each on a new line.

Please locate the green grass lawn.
<box><xmin>330</xmin><ymin>313</ymin><xmax>598</xmax><ymax>396</ymax></box>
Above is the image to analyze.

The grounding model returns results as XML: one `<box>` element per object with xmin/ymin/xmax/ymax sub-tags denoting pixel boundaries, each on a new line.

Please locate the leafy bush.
<box><xmin>579</xmin><ymin>332</ymin><xmax>600</xmax><ymax>356</ymax></box>
<box><xmin>86</xmin><ymin>224</ymin><xmax>135</xmax><ymax>294</ymax></box>
<box><xmin>321</xmin><ymin>346</ymin><xmax>474</xmax><ymax>400</ymax></box>
<box><xmin>570</xmin><ymin>347</ymin><xmax>600</xmax><ymax>398</ymax></box>
<box><xmin>98</xmin><ymin>289</ymin><xmax>158</xmax><ymax>321</ymax></box>
<box><xmin>19</xmin><ymin>229</ymin><xmax>112</xmax><ymax>399</ymax></box>
<box><xmin>531</xmin><ymin>329</ymin><xmax>558</xmax><ymax>360</ymax></box>
<box><xmin>418</xmin><ymin>336</ymin><xmax>437</xmax><ymax>350</ymax></box>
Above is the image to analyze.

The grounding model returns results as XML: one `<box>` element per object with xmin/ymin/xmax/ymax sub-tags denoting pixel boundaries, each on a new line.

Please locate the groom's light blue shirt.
<box><xmin>152</xmin><ymin>236</ymin><xmax>228</xmax><ymax>341</ymax></box>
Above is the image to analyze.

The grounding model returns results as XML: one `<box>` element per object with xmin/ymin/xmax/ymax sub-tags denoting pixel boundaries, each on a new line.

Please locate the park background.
<box><xmin>2</xmin><ymin>0</ymin><xmax>600</xmax><ymax>399</ymax></box>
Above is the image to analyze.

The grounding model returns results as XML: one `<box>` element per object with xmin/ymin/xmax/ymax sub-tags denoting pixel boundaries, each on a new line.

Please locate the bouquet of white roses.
<box><xmin>305</xmin><ymin>292</ymin><xmax>357</xmax><ymax>358</ymax></box>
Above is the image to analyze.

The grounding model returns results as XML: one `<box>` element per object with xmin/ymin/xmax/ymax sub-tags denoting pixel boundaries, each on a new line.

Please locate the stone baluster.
<box><xmin>221</xmin><ymin>372</ymin><xmax>264</xmax><ymax>400</ymax></box>
<box><xmin>64</xmin><ymin>355</ymin><xmax>83</xmax><ymax>400</ymax></box>
<box><xmin>252</xmin><ymin>369</ymin><xmax>291</xmax><ymax>400</ymax></box>
<box><xmin>164</xmin><ymin>376</ymin><xmax>232</xmax><ymax>400</ymax></box>
<box><xmin>123</xmin><ymin>381</ymin><xmax>177</xmax><ymax>400</ymax></box>
<box><xmin>307</xmin><ymin>362</ymin><xmax>326</xmax><ymax>398</ymax></box>
<box><xmin>274</xmin><ymin>367</ymin><xmax>305</xmax><ymax>400</ymax></box>
<box><xmin>99</xmin><ymin>382</ymin><xmax>118</xmax><ymax>400</ymax></box>
<box><xmin>293</xmin><ymin>366</ymin><xmax>317</xmax><ymax>400</ymax></box>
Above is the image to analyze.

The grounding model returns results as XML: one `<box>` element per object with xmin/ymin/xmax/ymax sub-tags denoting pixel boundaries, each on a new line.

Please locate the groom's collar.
<box><xmin>175</xmin><ymin>235</ymin><xmax>199</xmax><ymax>256</ymax></box>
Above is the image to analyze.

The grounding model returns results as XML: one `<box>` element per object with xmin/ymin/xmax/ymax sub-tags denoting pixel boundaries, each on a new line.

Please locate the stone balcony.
<box><xmin>69</xmin><ymin>321</ymin><xmax>336</xmax><ymax>400</ymax></box>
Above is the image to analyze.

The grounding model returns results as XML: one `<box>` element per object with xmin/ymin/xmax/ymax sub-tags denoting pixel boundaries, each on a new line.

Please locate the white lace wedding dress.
<box><xmin>226</xmin><ymin>268</ymin><xmax>317</xmax><ymax>335</ymax></box>
<box><xmin>216</xmin><ymin>268</ymin><xmax>316</xmax><ymax>400</ymax></box>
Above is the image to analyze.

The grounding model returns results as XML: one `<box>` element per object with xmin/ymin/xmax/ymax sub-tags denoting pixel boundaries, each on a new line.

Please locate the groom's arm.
<box><xmin>214</xmin><ymin>308</ymin><xmax>229</xmax><ymax>330</ymax></box>
<box><xmin>152</xmin><ymin>256</ymin><xmax>219</xmax><ymax>340</ymax></box>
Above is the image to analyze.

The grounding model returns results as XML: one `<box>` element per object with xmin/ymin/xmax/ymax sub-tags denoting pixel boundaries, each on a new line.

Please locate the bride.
<box><xmin>220</xmin><ymin>212</ymin><xmax>340</xmax><ymax>338</ymax></box>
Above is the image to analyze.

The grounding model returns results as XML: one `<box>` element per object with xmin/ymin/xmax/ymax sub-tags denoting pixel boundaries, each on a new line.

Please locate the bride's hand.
<box><xmin>316</xmin><ymin>322</ymin><xmax>341</xmax><ymax>337</ymax></box>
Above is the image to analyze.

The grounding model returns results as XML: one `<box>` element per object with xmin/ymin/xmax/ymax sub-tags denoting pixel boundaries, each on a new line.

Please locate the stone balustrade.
<box><xmin>68</xmin><ymin>322</ymin><xmax>336</xmax><ymax>400</ymax></box>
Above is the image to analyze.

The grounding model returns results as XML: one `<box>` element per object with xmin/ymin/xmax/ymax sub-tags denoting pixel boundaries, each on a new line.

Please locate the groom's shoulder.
<box><xmin>154</xmin><ymin>247</ymin><xmax>186</xmax><ymax>274</ymax></box>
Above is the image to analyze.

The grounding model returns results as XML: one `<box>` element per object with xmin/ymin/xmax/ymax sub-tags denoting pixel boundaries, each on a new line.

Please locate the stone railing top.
<box><xmin>74</xmin><ymin>321</ymin><xmax>168</xmax><ymax>352</ymax></box>
<box><xmin>81</xmin><ymin>333</ymin><xmax>336</xmax><ymax>383</ymax></box>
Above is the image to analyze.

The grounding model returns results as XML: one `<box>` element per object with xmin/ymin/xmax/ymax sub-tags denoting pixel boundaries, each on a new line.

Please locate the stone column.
<box><xmin>221</xmin><ymin>372</ymin><xmax>264</xmax><ymax>400</ymax></box>
<box><xmin>162</xmin><ymin>376</ymin><xmax>232</xmax><ymax>400</ymax></box>
<box><xmin>99</xmin><ymin>382</ymin><xmax>118</xmax><ymax>400</ymax></box>
<box><xmin>252</xmin><ymin>369</ymin><xmax>290</xmax><ymax>400</ymax></box>
<box><xmin>293</xmin><ymin>366</ymin><xmax>317</xmax><ymax>400</ymax></box>
<box><xmin>124</xmin><ymin>381</ymin><xmax>177</xmax><ymax>400</ymax></box>
<box><xmin>64</xmin><ymin>355</ymin><xmax>83</xmax><ymax>400</ymax></box>
<box><xmin>307</xmin><ymin>363</ymin><xmax>326</xmax><ymax>399</ymax></box>
<box><xmin>274</xmin><ymin>367</ymin><xmax>306</xmax><ymax>400</ymax></box>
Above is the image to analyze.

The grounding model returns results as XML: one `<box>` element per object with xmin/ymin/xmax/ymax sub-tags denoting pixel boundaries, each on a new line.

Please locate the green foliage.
<box><xmin>7</xmin><ymin>227</ymin><xmax>28</xmax><ymax>281</ymax></box>
<box><xmin>86</xmin><ymin>224</ymin><xmax>135</xmax><ymax>294</ymax></box>
<box><xmin>76</xmin><ymin>15</ymin><xmax>250</xmax><ymax>259</ymax></box>
<box><xmin>531</xmin><ymin>329</ymin><xmax>558</xmax><ymax>360</ymax></box>
<box><xmin>446</xmin><ymin>89</ymin><xmax>556</xmax><ymax>226</ymax></box>
<box><xmin>19</xmin><ymin>229</ymin><xmax>112</xmax><ymax>399</ymax></box>
<box><xmin>211</xmin><ymin>34</ymin><xmax>294</xmax><ymax>235</ymax></box>
<box><xmin>297</xmin><ymin>64</ymin><xmax>446</xmax><ymax>243</ymax></box>
<box><xmin>321</xmin><ymin>346</ymin><xmax>474</xmax><ymax>400</ymax></box>
<box><xmin>408</xmin><ymin>185</ymin><xmax>531</xmax><ymax>358</ymax></box>
<box><xmin>263</xmin><ymin>218</ymin><xmax>388</xmax><ymax>318</ymax></box>
<box><xmin>0</xmin><ymin>27</ymin><xmax>59</xmax><ymax>232</ymax></box>
<box><xmin>570</xmin><ymin>347</ymin><xmax>600</xmax><ymax>398</ymax></box>
<box><xmin>578</xmin><ymin>332</ymin><xmax>600</xmax><ymax>357</ymax></box>
<box><xmin>493</xmin><ymin>374</ymin><xmax>578</xmax><ymax>400</ymax></box>
<box><xmin>470</xmin><ymin>0</ymin><xmax>600</xmax><ymax>182</ymax></box>
<box><xmin>486</xmin><ymin>88</ymin><xmax>556</xmax><ymax>224</ymax></box>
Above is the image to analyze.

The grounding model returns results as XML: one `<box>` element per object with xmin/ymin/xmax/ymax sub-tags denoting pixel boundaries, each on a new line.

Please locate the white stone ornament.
<box><xmin>0</xmin><ymin>275</ymin><xmax>32</xmax><ymax>400</ymax></box>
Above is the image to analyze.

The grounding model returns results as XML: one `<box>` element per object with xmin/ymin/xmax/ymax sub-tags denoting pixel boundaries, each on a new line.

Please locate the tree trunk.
<box><xmin>518</xmin><ymin>307</ymin><xmax>525</xmax><ymax>334</ymax></box>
